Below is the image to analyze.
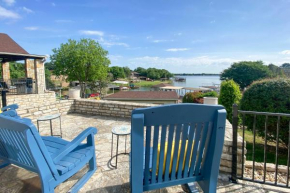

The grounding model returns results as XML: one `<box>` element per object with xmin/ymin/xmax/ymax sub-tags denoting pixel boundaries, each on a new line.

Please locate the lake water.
<box><xmin>133</xmin><ymin>75</ymin><xmax>221</xmax><ymax>93</ymax></box>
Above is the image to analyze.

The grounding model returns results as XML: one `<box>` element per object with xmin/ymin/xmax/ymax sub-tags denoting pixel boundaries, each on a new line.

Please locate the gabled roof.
<box><xmin>105</xmin><ymin>91</ymin><xmax>178</xmax><ymax>100</ymax></box>
<box><xmin>0</xmin><ymin>33</ymin><xmax>29</xmax><ymax>54</ymax></box>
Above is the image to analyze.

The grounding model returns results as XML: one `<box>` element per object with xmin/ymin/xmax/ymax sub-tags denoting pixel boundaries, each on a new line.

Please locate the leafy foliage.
<box><xmin>268</xmin><ymin>64</ymin><xmax>285</xmax><ymax>77</ymax></box>
<box><xmin>182</xmin><ymin>92</ymin><xmax>203</xmax><ymax>103</ymax></box>
<box><xmin>281</xmin><ymin>63</ymin><xmax>290</xmax><ymax>68</ymax></box>
<box><xmin>51</xmin><ymin>38</ymin><xmax>110</xmax><ymax>97</ymax></box>
<box><xmin>134</xmin><ymin>67</ymin><xmax>173</xmax><ymax>80</ymax></box>
<box><xmin>45</xmin><ymin>68</ymin><xmax>55</xmax><ymax>89</ymax></box>
<box><xmin>9</xmin><ymin>62</ymin><xmax>25</xmax><ymax>79</ymax></box>
<box><xmin>201</xmin><ymin>91</ymin><xmax>218</xmax><ymax>97</ymax></box>
<box><xmin>220</xmin><ymin>61</ymin><xmax>272</xmax><ymax>89</ymax></box>
<box><xmin>218</xmin><ymin>80</ymin><xmax>242</xmax><ymax>123</ymax></box>
<box><xmin>109</xmin><ymin>66</ymin><xmax>126</xmax><ymax>80</ymax></box>
<box><xmin>240</xmin><ymin>79</ymin><xmax>290</xmax><ymax>148</ymax></box>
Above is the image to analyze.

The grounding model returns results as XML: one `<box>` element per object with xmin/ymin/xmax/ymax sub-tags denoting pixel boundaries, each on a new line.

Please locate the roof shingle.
<box><xmin>0</xmin><ymin>33</ymin><xmax>29</xmax><ymax>54</ymax></box>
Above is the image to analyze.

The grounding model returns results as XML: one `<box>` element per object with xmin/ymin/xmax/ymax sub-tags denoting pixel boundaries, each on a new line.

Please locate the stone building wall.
<box><xmin>25</xmin><ymin>59</ymin><xmax>35</xmax><ymax>79</ymax></box>
<box><xmin>1</xmin><ymin>62</ymin><xmax>10</xmax><ymax>81</ymax></box>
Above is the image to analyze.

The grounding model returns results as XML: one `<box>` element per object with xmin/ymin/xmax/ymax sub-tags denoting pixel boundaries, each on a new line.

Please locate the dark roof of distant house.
<box><xmin>105</xmin><ymin>91</ymin><xmax>178</xmax><ymax>100</ymax></box>
<box><xmin>0</xmin><ymin>33</ymin><xmax>29</xmax><ymax>54</ymax></box>
<box><xmin>151</xmin><ymin>83</ymin><xmax>171</xmax><ymax>88</ymax></box>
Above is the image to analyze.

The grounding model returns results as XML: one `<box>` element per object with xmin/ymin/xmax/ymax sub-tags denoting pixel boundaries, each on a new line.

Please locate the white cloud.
<box><xmin>166</xmin><ymin>48</ymin><xmax>189</xmax><ymax>52</ymax></box>
<box><xmin>98</xmin><ymin>37</ymin><xmax>128</xmax><ymax>47</ymax></box>
<box><xmin>55</xmin><ymin>19</ymin><xmax>73</xmax><ymax>23</ymax></box>
<box><xmin>210</xmin><ymin>20</ymin><xmax>216</xmax><ymax>23</ymax></box>
<box><xmin>175</xmin><ymin>32</ymin><xmax>182</xmax><ymax>36</ymax></box>
<box><xmin>146</xmin><ymin>36</ymin><xmax>152</xmax><ymax>39</ymax></box>
<box><xmin>24</xmin><ymin>26</ymin><xmax>39</xmax><ymax>30</ymax></box>
<box><xmin>2</xmin><ymin>0</ymin><xmax>15</xmax><ymax>6</ymax></box>
<box><xmin>22</xmin><ymin>7</ymin><xmax>33</xmax><ymax>13</ymax></box>
<box><xmin>51</xmin><ymin>2</ymin><xmax>56</xmax><ymax>6</ymax></box>
<box><xmin>280</xmin><ymin>50</ymin><xmax>290</xmax><ymax>55</ymax></box>
<box><xmin>0</xmin><ymin>6</ymin><xmax>20</xmax><ymax>19</ymax></box>
<box><xmin>152</xmin><ymin>39</ymin><xmax>170</xmax><ymax>43</ymax></box>
<box><xmin>80</xmin><ymin>30</ymin><xmax>104</xmax><ymax>36</ymax></box>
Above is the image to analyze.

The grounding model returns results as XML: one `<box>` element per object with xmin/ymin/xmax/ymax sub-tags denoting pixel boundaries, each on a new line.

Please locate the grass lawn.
<box><xmin>133</xmin><ymin>80</ymin><xmax>171</xmax><ymax>87</ymax></box>
<box><xmin>238</xmin><ymin>129</ymin><xmax>288</xmax><ymax>165</ymax></box>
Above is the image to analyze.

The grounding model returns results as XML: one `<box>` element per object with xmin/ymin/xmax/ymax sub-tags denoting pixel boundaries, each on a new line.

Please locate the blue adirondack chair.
<box><xmin>130</xmin><ymin>103</ymin><xmax>226</xmax><ymax>193</ymax></box>
<box><xmin>0</xmin><ymin>106</ymin><xmax>97</xmax><ymax>193</ymax></box>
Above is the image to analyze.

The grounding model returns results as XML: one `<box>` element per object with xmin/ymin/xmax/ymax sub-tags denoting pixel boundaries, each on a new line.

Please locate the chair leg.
<box><xmin>68</xmin><ymin>156</ymin><xmax>97</xmax><ymax>193</ymax></box>
<box><xmin>197</xmin><ymin>180</ymin><xmax>217</xmax><ymax>193</ymax></box>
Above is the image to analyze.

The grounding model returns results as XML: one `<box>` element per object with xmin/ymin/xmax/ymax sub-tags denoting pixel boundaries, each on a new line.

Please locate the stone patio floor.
<box><xmin>0</xmin><ymin>113</ymin><xmax>290</xmax><ymax>193</ymax></box>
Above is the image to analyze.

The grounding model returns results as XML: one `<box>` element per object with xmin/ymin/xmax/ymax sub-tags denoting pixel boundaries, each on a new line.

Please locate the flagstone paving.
<box><xmin>0</xmin><ymin>113</ymin><xmax>289</xmax><ymax>193</ymax></box>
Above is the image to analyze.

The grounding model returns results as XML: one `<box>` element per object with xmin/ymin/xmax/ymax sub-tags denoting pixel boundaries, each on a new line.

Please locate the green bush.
<box><xmin>218</xmin><ymin>80</ymin><xmax>242</xmax><ymax>123</ymax></box>
<box><xmin>201</xmin><ymin>91</ymin><xmax>218</xmax><ymax>98</ymax></box>
<box><xmin>240</xmin><ymin>79</ymin><xmax>290</xmax><ymax>147</ymax></box>
<box><xmin>182</xmin><ymin>92</ymin><xmax>203</xmax><ymax>103</ymax></box>
<box><xmin>220</xmin><ymin>61</ymin><xmax>272</xmax><ymax>89</ymax></box>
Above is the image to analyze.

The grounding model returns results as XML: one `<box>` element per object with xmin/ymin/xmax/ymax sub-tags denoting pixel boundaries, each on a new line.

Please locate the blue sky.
<box><xmin>1</xmin><ymin>0</ymin><xmax>290</xmax><ymax>73</ymax></box>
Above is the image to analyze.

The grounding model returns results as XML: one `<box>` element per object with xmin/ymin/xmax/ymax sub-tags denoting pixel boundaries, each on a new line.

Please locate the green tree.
<box><xmin>134</xmin><ymin>67</ymin><xmax>147</xmax><ymax>76</ymax></box>
<box><xmin>45</xmin><ymin>62</ymin><xmax>56</xmax><ymax>71</ymax></box>
<box><xmin>45</xmin><ymin>68</ymin><xmax>55</xmax><ymax>89</ymax></box>
<box><xmin>9</xmin><ymin>62</ymin><xmax>25</xmax><ymax>79</ymax></box>
<box><xmin>51</xmin><ymin>38</ymin><xmax>110</xmax><ymax>97</ymax></box>
<box><xmin>268</xmin><ymin>64</ymin><xmax>285</xmax><ymax>77</ymax></box>
<box><xmin>220</xmin><ymin>61</ymin><xmax>272</xmax><ymax>89</ymax></box>
<box><xmin>109</xmin><ymin>66</ymin><xmax>126</xmax><ymax>80</ymax></box>
<box><xmin>123</xmin><ymin>66</ymin><xmax>131</xmax><ymax>78</ymax></box>
<box><xmin>218</xmin><ymin>80</ymin><xmax>242</xmax><ymax>123</ymax></box>
<box><xmin>281</xmin><ymin>63</ymin><xmax>290</xmax><ymax>68</ymax></box>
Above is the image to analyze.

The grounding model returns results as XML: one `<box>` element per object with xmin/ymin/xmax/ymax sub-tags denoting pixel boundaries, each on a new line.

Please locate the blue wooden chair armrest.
<box><xmin>1</xmin><ymin>104</ymin><xmax>19</xmax><ymax>112</ymax></box>
<box><xmin>52</xmin><ymin>127</ymin><xmax>97</xmax><ymax>163</ymax></box>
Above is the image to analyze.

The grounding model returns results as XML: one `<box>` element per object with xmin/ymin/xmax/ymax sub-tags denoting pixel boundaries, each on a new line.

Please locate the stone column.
<box><xmin>34</xmin><ymin>59</ymin><xmax>45</xmax><ymax>94</ymax></box>
<box><xmin>25</xmin><ymin>59</ymin><xmax>35</xmax><ymax>79</ymax></box>
<box><xmin>1</xmin><ymin>62</ymin><xmax>10</xmax><ymax>81</ymax></box>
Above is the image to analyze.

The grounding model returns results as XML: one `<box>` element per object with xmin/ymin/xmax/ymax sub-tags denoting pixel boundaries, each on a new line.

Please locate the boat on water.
<box><xmin>174</xmin><ymin>77</ymin><xmax>186</xmax><ymax>82</ymax></box>
<box><xmin>200</xmin><ymin>83</ymin><xmax>220</xmax><ymax>92</ymax></box>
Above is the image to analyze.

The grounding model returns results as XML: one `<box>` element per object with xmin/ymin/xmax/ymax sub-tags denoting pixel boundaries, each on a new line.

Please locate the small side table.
<box><xmin>110</xmin><ymin>125</ymin><xmax>131</xmax><ymax>169</ymax></box>
<box><xmin>37</xmin><ymin>114</ymin><xmax>62</xmax><ymax>138</ymax></box>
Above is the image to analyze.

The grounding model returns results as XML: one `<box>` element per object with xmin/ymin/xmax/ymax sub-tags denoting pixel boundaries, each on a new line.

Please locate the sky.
<box><xmin>1</xmin><ymin>0</ymin><xmax>290</xmax><ymax>73</ymax></box>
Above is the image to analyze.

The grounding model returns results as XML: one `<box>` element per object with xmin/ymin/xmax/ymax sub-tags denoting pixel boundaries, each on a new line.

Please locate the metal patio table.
<box><xmin>37</xmin><ymin>114</ymin><xmax>62</xmax><ymax>138</ymax></box>
<box><xmin>110</xmin><ymin>125</ymin><xmax>131</xmax><ymax>169</ymax></box>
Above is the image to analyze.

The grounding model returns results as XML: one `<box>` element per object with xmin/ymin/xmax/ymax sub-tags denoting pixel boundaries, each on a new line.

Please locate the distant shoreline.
<box><xmin>173</xmin><ymin>74</ymin><xmax>220</xmax><ymax>76</ymax></box>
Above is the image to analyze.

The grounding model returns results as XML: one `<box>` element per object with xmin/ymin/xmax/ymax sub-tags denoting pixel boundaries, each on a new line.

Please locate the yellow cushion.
<box><xmin>156</xmin><ymin>140</ymin><xmax>194</xmax><ymax>175</ymax></box>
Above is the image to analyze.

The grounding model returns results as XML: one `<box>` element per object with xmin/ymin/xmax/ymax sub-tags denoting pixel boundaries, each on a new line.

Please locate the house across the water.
<box><xmin>104</xmin><ymin>91</ymin><xmax>178</xmax><ymax>104</ymax></box>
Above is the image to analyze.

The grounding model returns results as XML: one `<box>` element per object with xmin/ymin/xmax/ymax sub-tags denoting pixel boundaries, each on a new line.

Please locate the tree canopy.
<box><xmin>220</xmin><ymin>61</ymin><xmax>272</xmax><ymax>89</ymax></box>
<box><xmin>281</xmin><ymin>63</ymin><xmax>290</xmax><ymax>68</ymax></box>
<box><xmin>134</xmin><ymin>67</ymin><xmax>173</xmax><ymax>79</ymax></box>
<box><xmin>50</xmin><ymin>38</ymin><xmax>110</xmax><ymax>96</ymax></box>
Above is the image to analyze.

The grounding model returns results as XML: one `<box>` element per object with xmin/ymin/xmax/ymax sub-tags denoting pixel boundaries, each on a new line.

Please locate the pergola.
<box><xmin>0</xmin><ymin>33</ymin><xmax>46</xmax><ymax>94</ymax></box>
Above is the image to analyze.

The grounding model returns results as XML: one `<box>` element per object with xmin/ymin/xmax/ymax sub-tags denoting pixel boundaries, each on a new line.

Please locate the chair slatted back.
<box><xmin>131</xmin><ymin>104</ymin><xmax>226</xmax><ymax>192</ymax></box>
<box><xmin>0</xmin><ymin>115</ymin><xmax>59</xmax><ymax>177</ymax></box>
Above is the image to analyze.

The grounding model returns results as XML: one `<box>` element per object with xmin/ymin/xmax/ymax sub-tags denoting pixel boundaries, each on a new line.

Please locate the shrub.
<box><xmin>201</xmin><ymin>91</ymin><xmax>218</xmax><ymax>98</ymax></box>
<box><xmin>240</xmin><ymin>79</ymin><xmax>290</xmax><ymax>148</ymax></box>
<box><xmin>218</xmin><ymin>80</ymin><xmax>242</xmax><ymax>123</ymax></box>
<box><xmin>182</xmin><ymin>92</ymin><xmax>203</xmax><ymax>103</ymax></box>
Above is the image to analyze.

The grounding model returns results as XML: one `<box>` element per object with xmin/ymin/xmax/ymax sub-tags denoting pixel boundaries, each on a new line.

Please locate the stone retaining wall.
<box><xmin>0</xmin><ymin>93</ymin><xmax>244</xmax><ymax>176</ymax></box>
<box><xmin>0</xmin><ymin>92</ymin><xmax>74</xmax><ymax>122</ymax></box>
